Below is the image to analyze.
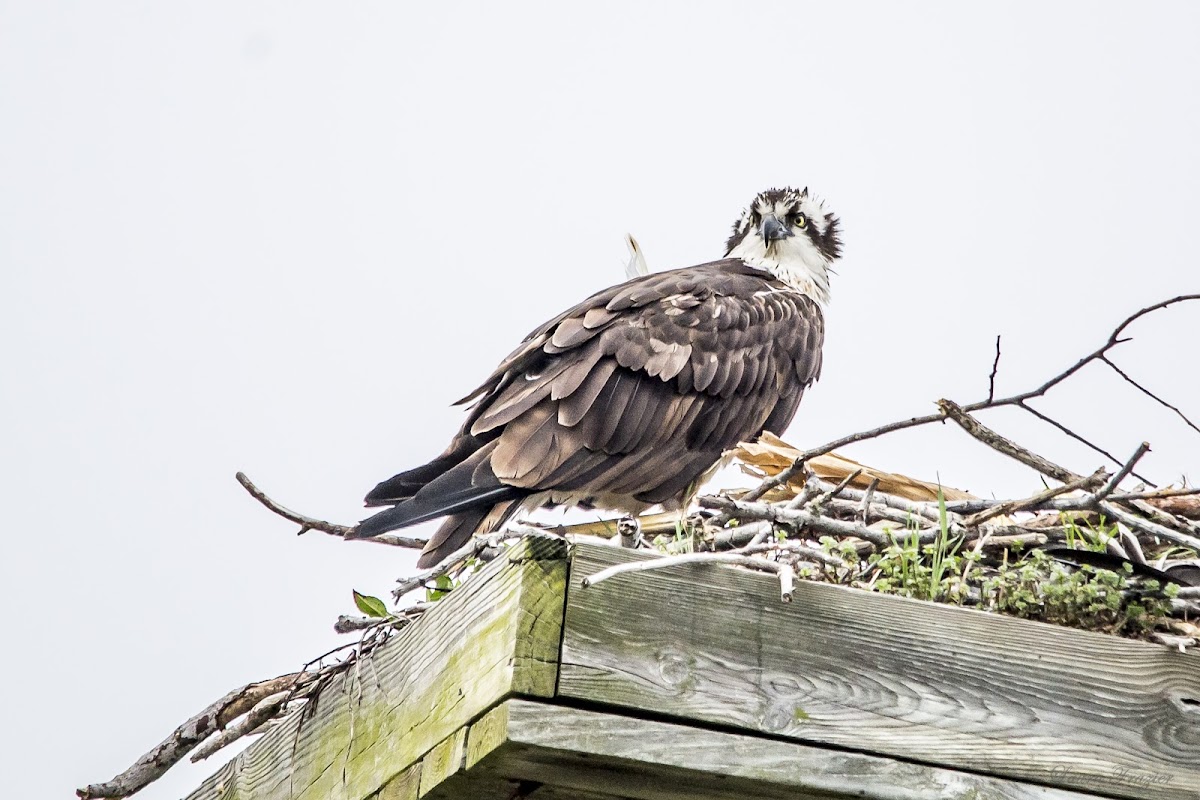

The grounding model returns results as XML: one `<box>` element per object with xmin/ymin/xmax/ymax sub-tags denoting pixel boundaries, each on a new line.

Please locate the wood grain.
<box><xmin>372</xmin><ymin>763</ymin><xmax>420</xmax><ymax>800</ymax></box>
<box><xmin>464</xmin><ymin>699</ymin><xmax>1103</xmax><ymax>800</ymax></box>
<box><xmin>559</xmin><ymin>544</ymin><xmax>1200</xmax><ymax>800</ymax></box>
<box><xmin>184</xmin><ymin>538</ymin><xmax>568</xmax><ymax>800</ymax></box>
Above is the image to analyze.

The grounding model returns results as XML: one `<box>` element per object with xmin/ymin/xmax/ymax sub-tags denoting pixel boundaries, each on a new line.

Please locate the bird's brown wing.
<box><xmin>463</xmin><ymin>259</ymin><xmax>825</xmax><ymax>504</ymax></box>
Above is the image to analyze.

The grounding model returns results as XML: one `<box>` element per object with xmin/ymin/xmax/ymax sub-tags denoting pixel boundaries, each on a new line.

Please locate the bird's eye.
<box><xmin>793</xmin><ymin>213</ymin><xmax>808</xmax><ymax>229</ymax></box>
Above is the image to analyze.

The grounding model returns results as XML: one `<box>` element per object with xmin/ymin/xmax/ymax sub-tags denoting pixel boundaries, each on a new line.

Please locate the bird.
<box><xmin>349</xmin><ymin>187</ymin><xmax>843</xmax><ymax>568</ymax></box>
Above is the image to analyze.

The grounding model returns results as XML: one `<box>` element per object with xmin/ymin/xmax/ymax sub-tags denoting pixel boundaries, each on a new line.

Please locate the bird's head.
<box><xmin>724</xmin><ymin>187</ymin><xmax>841</xmax><ymax>304</ymax></box>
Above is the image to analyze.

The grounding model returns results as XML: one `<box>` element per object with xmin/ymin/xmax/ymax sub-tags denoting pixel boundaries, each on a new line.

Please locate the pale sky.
<box><xmin>3</xmin><ymin>3</ymin><xmax>1199</xmax><ymax>798</ymax></box>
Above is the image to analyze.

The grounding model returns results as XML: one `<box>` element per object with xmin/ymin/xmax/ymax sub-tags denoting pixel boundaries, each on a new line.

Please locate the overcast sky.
<box><xmin>3</xmin><ymin>3</ymin><xmax>1199</xmax><ymax>798</ymax></box>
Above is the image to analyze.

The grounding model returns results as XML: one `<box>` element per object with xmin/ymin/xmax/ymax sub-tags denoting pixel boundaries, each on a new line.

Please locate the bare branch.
<box><xmin>963</xmin><ymin>468</ymin><xmax>1106</xmax><ymax>528</ymax></box>
<box><xmin>937</xmin><ymin>399</ymin><xmax>1080</xmax><ymax>484</ymax></box>
<box><xmin>580</xmin><ymin>550</ymin><xmax>799</xmax><ymax>602</ymax></box>
<box><xmin>1094</xmin><ymin>443</ymin><xmax>1150</xmax><ymax>502</ymax></box>
<box><xmin>741</xmin><ymin>459</ymin><xmax>812</xmax><ymax>503</ymax></box>
<box><xmin>1101</xmin><ymin>356</ymin><xmax>1200</xmax><ymax>436</ymax></box>
<box><xmin>783</xmin><ymin>473</ymin><xmax>823</xmax><ymax>510</ymax></box>
<box><xmin>1121</xmin><ymin>486</ymin><xmax>1200</xmax><ymax>501</ymax></box>
<box><xmin>1097</xmin><ymin>500</ymin><xmax>1200</xmax><ymax>552</ymax></box>
<box><xmin>77</xmin><ymin>672</ymin><xmax>310</xmax><ymax>799</ymax></box>
<box><xmin>392</xmin><ymin>537</ymin><xmax>483</xmax><ymax>602</ymax></box>
<box><xmin>860</xmin><ymin>477</ymin><xmax>879</xmax><ymax>525</ymax></box>
<box><xmin>805</xmin><ymin>468</ymin><xmax>863</xmax><ymax>511</ymax></box>
<box><xmin>1015</xmin><ymin>402</ymin><xmax>1153</xmax><ymax>483</ymax></box>
<box><xmin>987</xmin><ymin>334</ymin><xmax>1001</xmax><ymax>403</ymax></box>
<box><xmin>189</xmin><ymin>691</ymin><xmax>293</xmax><ymax>762</ymax></box>
<box><xmin>700</xmin><ymin>494</ymin><xmax>930</xmax><ymax>547</ymax></box>
<box><xmin>738</xmin><ymin>540</ymin><xmax>849</xmax><ymax>568</ymax></box>
<box><xmin>236</xmin><ymin>472</ymin><xmax>425</xmax><ymax>549</ymax></box>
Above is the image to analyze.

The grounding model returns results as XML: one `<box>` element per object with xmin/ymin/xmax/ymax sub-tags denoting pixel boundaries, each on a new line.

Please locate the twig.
<box><xmin>1118</xmin><ymin>524</ymin><xmax>1148</xmax><ymax>565</ymax></box>
<box><xmin>1094</xmin><ymin>443</ymin><xmax>1150</xmax><ymax>502</ymax></box>
<box><xmin>235</xmin><ymin>472</ymin><xmax>425</xmax><ymax>549</ymax></box>
<box><xmin>777</xmin><ymin>563</ymin><xmax>796</xmax><ymax>602</ymax></box>
<box><xmin>190</xmin><ymin>691</ymin><xmax>293</xmax><ymax>762</ymax></box>
<box><xmin>827</xmin><ymin>483</ymin><xmax>945</xmax><ymax>525</ymax></box>
<box><xmin>742</xmin><ymin>461</ymin><xmax>810</xmax><ymax>503</ymax></box>
<box><xmin>783</xmin><ymin>473</ymin><xmax>823</xmax><ymax>510</ymax></box>
<box><xmin>77</xmin><ymin>673</ymin><xmax>309</xmax><ymax>799</ymax></box>
<box><xmin>333</xmin><ymin>604</ymin><xmax>430</xmax><ymax>634</ymax></box>
<box><xmin>805</xmin><ymin>468</ymin><xmax>863</xmax><ymax>512</ymax></box>
<box><xmin>987</xmin><ymin>334</ymin><xmax>1001</xmax><ymax>403</ymax></box>
<box><xmin>1120</xmin><ymin>487</ymin><xmax>1200</xmax><ymax>501</ymax></box>
<box><xmin>580</xmin><ymin>550</ymin><xmax>798</xmax><ymax>602</ymax></box>
<box><xmin>700</xmin><ymin>495</ymin><xmax>931</xmax><ymax>547</ymax></box>
<box><xmin>1102</xmin><ymin>356</ymin><xmax>1200</xmax><ymax>436</ymax></box>
<box><xmin>1097</xmin><ymin>500</ymin><xmax>1200</xmax><ymax>552</ymax></box>
<box><xmin>707</xmin><ymin>519</ymin><xmax>776</xmax><ymax>551</ymax></box>
<box><xmin>1150</xmin><ymin>632</ymin><xmax>1196</xmax><ymax>653</ymax></box>
<box><xmin>738</xmin><ymin>541</ymin><xmax>849</xmax><ymax>568</ymax></box>
<box><xmin>392</xmin><ymin>537</ymin><xmax>483</xmax><ymax>601</ymax></box>
<box><xmin>1013</xmin><ymin>401</ymin><xmax>1145</xmax><ymax>479</ymax></box>
<box><xmin>823</xmin><ymin>497</ymin><xmax>938</xmax><ymax>531</ymax></box>
<box><xmin>962</xmin><ymin>469</ymin><xmax>1106</xmax><ymax>528</ymax></box>
<box><xmin>937</xmin><ymin>399</ymin><xmax>1079</xmax><ymax>484</ymax></box>
<box><xmin>335</xmin><ymin>615</ymin><xmax>391</xmax><ymax>633</ymax></box>
<box><xmin>860</xmin><ymin>477</ymin><xmax>879</xmax><ymax>525</ymax></box>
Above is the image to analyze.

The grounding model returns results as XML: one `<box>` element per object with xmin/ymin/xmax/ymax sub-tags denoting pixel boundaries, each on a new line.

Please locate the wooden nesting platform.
<box><xmin>187</xmin><ymin>539</ymin><xmax>1200</xmax><ymax>800</ymax></box>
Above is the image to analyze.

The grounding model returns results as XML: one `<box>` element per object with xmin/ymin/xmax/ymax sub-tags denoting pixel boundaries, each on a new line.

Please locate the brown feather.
<box><xmin>547</xmin><ymin>315</ymin><xmax>598</xmax><ymax>352</ymax></box>
<box><xmin>692</xmin><ymin>352</ymin><xmax>719</xmax><ymax>392</ymax></box>
<box><xmin>547</xmin><ymin>345</ymin><xmax>603</xmax><ymax>401</ymax></box>
<box><xmin>558</xmin><ymin>359</ymin><xmax>617</xmax><ymax>427</ymax></box>
<box><xmin>492</xmin><ymin>404</ymin><xmax>559</xmax><ymax>481</ymax></box>
<box><xmin>582</xmin><ymin>306</ymin><xmax>617</xmax><ymax>329</ymax></box>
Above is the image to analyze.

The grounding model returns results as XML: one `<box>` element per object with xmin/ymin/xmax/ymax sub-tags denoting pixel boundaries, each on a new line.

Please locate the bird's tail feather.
<box><xmin>417</xmin><ymin>499</ymin><xmax>520</xmax><ymax>568</ymax></box>
<box><xmin>363</xmin><ymin>433</ymin><xmax>493</xmax><ymax>506</ymax></box>
<box><xmin>349</xmin><ymin>440</ymin><xmax>526</xmax><ymax>548</ymax></box>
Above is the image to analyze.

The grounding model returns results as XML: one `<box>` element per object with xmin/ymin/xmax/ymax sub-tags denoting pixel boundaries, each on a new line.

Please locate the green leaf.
<box><xmin>353</xmin><ymin>590</ymin><xmax>389</xmax><ymax>618</ymax></box>
<box><xmin>426</xmin><ymin>574</ymin><xmax>456</xmax><ymax>602</ymax></box>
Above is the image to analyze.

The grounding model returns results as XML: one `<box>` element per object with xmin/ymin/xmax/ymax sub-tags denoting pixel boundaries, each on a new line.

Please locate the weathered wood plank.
<box><xmin>559</xmin><ymin>544</ymin><xmax>1200</xmax><ymax>800</ymax></box>
<box><xmin>184</xmin><ymin>538</ymin><xmax>569</xmax><ymax>800</ymax></box>
<box><xmin>416</xmin><ymin>729</ymin><xmax>465</xmax><ymax>796</ymax></box>
<box><xmin>372</xmin><ymin>763</ymin><xmax>420</xmax><ymax>800</ymax></box>
<box><xmin>462</xmin><ymin>699</ymin><xmax>1103</xmax><ymax>800</ymax></box>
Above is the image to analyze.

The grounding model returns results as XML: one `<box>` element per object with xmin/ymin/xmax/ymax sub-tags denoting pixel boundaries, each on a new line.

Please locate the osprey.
<box><xmin>350</xmin><ymin>187</ymin><xmax>842</xmax><ymax>567</ymax></box>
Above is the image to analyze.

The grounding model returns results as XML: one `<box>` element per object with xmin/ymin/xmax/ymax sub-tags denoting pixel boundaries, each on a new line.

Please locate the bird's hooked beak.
<box><xmin>760</xmin><ymin>214</ymin><xmax>793</xmax><ymax>245</ymax></box>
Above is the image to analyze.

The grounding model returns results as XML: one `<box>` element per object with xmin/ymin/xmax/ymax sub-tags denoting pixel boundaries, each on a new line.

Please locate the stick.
<box><xmin>987</xmin><ymin>334</ymin><xmax>1001</xmax><ymax>403</ymax></box>
<box><xmin>1102</xmin><ymin>356</ymin><xmax>1200</xmax><ymax>436</ymax></box>
<box><xmin>189</xmin><ymin>691</ymin><xmax>293</xmax><ymax>762</ymax></box>
<box><xmin>805</xmin><ymin>468</ymin><xmax>863</xmax><ymax>511</ymax></box>
<box><xmin>77</xmin><ymin>672</ymin><xmax>308</xmax><ymax>799</ymax></box>
<box><xmin>700</xmin><ymin>495</ymin><xmax>931</xmax><ymax>547</ymax></box>
<box><xmin>860</xmin><ymin>477</ymin><xmax>880</xmax><ymax>525</ymax></box>
<box><xmin>738</xmin><ymin>540</ymin><xmax>849</xmax><ymax>568</ymax></box>
<box><xmin>937</xmin><ymin>399</ymin><xmax>1079</xmax><ymax>483</ymax></box>
<box><xmin>1097</xmin><ymin>500</ymin><xmax>1200</xmax><ymax>552</ymax></box>
<box><xmin>580</xmin><ymin>550</ymin><xmax>798</xmax><ymax>602</ymax></box>
<box><xmin>1094</xmin><ymin>443</ymin><xmax>1150</xmax><ymax>502</ymax></box>
<box><xmin>962</xmin><ymin>469</ymin><xmax>1106</xmax><ymax>528</ymax></box>
<box><xmin>392</xmin><ymin>537</ymin><xmax>483</xmax><ymax>601</ymax></box>
<box><xmin>236</xmin><ymin>472</ymin><xmax>426</xmax><ymax>549</ymax></box>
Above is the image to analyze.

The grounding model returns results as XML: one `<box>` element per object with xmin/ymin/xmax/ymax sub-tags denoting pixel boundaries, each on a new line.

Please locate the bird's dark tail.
<box><xmin>363</xmin><ymin>433</ymin><xmax>494</xmax><ymax>506</ymax></box>
<box><xmin>349</xmin><ymin>440</ymin><xmax>527</xmax><ymax>566</ymax></box>
<box><xmin>416</xmin><ymin>499</ymin><xmax>521</xmax><ymax>568</ymax></box>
